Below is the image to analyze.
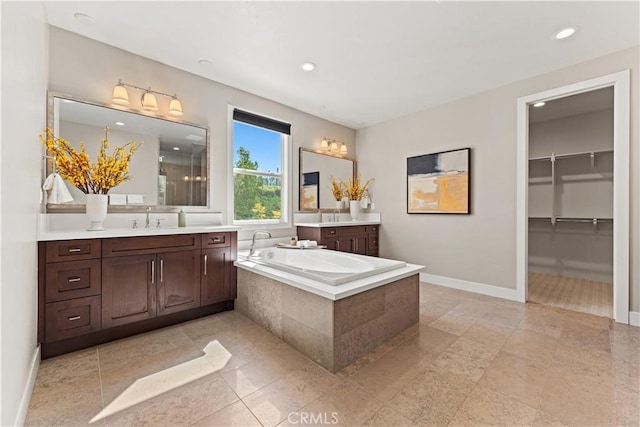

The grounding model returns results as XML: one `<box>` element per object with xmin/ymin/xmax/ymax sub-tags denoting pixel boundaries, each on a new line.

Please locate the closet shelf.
<box><xmin>529</xmin><ymin>148</ymin><xmax>613</xmax><ymax>163</ymax></box>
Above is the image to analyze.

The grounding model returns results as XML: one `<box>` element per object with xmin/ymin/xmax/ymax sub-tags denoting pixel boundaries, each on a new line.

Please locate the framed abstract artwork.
<box><xmin>300</xmin><ymin>171</ymin><xmax>319</xmax><ymax>210</ymax></box>
<box><xmin>407</xmin><ymin>148</ymin><xmax>470</xmax><ymax>214</ymax></box>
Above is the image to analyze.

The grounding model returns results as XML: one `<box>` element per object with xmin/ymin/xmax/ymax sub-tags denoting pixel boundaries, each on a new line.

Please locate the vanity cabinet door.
<box><xmin>157</xmin><ymin>250</ymin><xmax>201</xmax><ymax>315</ymax></box>
<box><xmin>201</xmin><ymin>247</ymin><xmax>231</xmax><ymax>305</ymax></box>
<box><xmin>336</xmin><ymin>235</ymin><xmax>368</xmax><ymax>255</ymax></box>
<box><xmin>102</xmin><ymin>254</ymin><xmax>156</xmax><ymax>328</ymax></box>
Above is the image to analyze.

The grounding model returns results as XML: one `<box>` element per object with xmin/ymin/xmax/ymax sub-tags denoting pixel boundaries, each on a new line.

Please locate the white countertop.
<box><xmin>294</xmin><ymin>220</ymin><xmax>380</xmax><ymax>228</ymax></box>
<box><xmin>235</xmin><ymin>255</ymin><xmax>423</xmax><ymax>301</ymax></box>
<box><xmin>38</xmin><ymin>225</ymin><xmax>242</xmax><ymax>241</ymax></box>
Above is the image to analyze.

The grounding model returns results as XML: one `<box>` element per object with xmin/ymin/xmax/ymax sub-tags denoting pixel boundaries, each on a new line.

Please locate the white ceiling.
<box><xmin>44</xmin><ymin>1</ymin><xmax>639</xmax><ymax>130</ymax></box>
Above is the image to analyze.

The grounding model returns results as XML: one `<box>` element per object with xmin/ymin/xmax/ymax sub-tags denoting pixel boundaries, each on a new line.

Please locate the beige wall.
<box><xmin>356</xmin><ymin>46</ymin><xmax>639</xmax><ymax>311</ymax></box>
<box><xmin>1</xmin><ymin>2</ymin><xmax>48</xmax><ymax>425</ymax></box>
<box><xmin>48</xmin><ymin>27</ymin><xmax>356</xmax><ymax>238</ymax></box>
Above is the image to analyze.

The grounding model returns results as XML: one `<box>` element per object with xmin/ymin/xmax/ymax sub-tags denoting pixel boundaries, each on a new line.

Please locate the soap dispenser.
<box><xmin>178</xmin><ymin>209</ymin><xmax>186</xmax><ymax>227</ymax></box>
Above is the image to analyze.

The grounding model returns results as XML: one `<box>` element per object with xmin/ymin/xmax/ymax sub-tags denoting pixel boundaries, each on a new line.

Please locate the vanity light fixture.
<box><xmin>111</xmin><ymin>79</ymin><xmax>184</xmax><ymax>116</ymax></box>
<box><xmin>320</xmin><ymin>137</ymin><xmax>347</xmax><ymax>155</ymax></box>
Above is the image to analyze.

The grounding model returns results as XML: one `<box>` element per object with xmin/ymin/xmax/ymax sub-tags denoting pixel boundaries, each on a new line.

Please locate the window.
<box><xmin>232</xmin><ymin>109</ymin><xmax>290</xmax><ymax>225</ymax></box>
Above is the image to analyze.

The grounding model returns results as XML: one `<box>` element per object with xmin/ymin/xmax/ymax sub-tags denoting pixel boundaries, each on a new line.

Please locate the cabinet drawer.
<box><xmin>46</xmin><ymin>239</ymin><xmax>101</xmax><ymax>262</ymax></box>
<box><xmin>46</xmin><ymin>259</ymin><xmax>101</xmax><ymax>303</ymax></box>
<box><xmin>45</xmin><ymin>296</ymin><xmax>101</xmax><ymax>342</ymax></box>
<box><xmin>368</xmin><ymin>233</ymin><xmax>379</xmax><ymax>252</ymax></box>
<box><xmin>201</xmin><ymin>232</ymin><xmax>231</xmax><ymax>248</ymax></box>
<box><xmin>322</xmin><ymin>227</ymin><xmax>339</xmax><ymax>237</ymax></box>
<box><xmin>338</xmin><ymin>225</ymin><xmax>367</xmax><ymax>236</ymax></box>
<box><xmin>103</xmin><ymin>234</ymin><xmax>200</xmax><ymax>257</ymax></box>
<box><xmin>366</xmin><ymin>225</ymin><xmax>379</xmax><ymax>233</ymax></box>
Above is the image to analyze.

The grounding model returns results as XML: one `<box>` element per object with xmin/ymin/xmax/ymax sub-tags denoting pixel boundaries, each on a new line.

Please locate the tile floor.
<box><xmin>26</xmin><ymin>283</ymin><xmax>639</xmax><ymax>426</ymax></box>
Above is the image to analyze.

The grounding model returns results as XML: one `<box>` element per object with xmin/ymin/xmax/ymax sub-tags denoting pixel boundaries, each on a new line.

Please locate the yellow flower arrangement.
<box><xmin>40</xmin><ymin>127</ymin><xmax>142</xmax><ymax>194</ymax></box>
<box><xmin>343</xmin><ymin>176</ymin><xmax>373</xmax><ymax>201</ymax></box>
<box><xmin>329</xmin><ymin>176</ymin><xmax>346</xmax><ymax>201</ymax></box>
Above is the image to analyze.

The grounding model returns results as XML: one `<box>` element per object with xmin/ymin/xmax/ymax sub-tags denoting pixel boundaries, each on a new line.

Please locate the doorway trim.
<box><xmin>516</xmin><ymin>70</ymin><xmax>630</xmax><ymax>323</ymax></box>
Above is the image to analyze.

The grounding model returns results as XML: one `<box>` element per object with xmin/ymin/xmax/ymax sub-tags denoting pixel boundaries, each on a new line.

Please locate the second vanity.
<box><xmin>37</xmin><ymin>221</ymin><xmax>240</xmax><ymax>358</ymax></box>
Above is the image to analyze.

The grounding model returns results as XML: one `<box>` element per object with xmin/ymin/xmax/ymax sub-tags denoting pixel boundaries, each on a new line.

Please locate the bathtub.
<box><xmin>238</xmin><ymin>247</ymin><xmax>406</xmax><ymax>285</ymax></box>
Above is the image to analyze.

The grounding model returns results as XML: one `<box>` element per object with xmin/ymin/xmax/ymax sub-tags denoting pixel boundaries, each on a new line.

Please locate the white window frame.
<box><xmin>227</xmin><ymin>105</ymin><xmax>291</xmax><ymax>230</ymax></box>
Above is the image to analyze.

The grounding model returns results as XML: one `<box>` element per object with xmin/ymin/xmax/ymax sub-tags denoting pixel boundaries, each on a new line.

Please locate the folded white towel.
<box><xmin>127</xmin><ymin>194</ymin><xmax>145</xmax><ymax>204</ymax></box>
<box><xmin>297</xmin><ymin>240</ymin><xmax>318</xmax><ymax>248</ymax></box>
<box><xmin>42</xmin><ymin>173</ymin><xmax>74</xmax><ymax>204</ymax></box>
<box><xmin>109</xmin><ymin>194</ymin><xmax>127</xmax><ymax>205</ymax></box>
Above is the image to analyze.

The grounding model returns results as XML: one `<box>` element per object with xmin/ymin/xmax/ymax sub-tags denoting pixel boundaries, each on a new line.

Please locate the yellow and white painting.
<box><xmin>407</xmin><ymin>148</ymin><xmax>470</xmax><ymax>214</ymax></box>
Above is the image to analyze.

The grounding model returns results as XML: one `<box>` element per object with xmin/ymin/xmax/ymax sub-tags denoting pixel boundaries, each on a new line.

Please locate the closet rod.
<box><xmin>529</xmin><ymin>148</ymin><xmax>613</xmax><ymax>162</ymax></box>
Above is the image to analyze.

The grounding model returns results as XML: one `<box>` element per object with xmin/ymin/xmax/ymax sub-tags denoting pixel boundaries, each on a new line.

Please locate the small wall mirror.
<box><xmin>299</xmin><ymin>148</ymin><xmax>355</xmax><ymax>210</ymax></box>
<box><xmin>46</xmin><ymin>93</ymin><xmax>209</xmax><ymax>209</ymax></box>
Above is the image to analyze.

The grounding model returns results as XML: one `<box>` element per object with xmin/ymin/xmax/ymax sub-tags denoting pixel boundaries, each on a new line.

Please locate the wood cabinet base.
<box><xmin>41</xmin><ymin>300</ymin><xmax>233</xmax><ymax>359</ymax></box>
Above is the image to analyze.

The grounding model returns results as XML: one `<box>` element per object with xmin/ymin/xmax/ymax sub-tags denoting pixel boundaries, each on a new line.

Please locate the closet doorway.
<box><xmin>516</xmin><ymin>71</ymin><xmax>630</xmax><ymax>323</ymax></box>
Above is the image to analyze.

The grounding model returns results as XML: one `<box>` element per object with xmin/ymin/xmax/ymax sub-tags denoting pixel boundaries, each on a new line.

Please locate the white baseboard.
<box><xmin>630</xmin><ymin>311</ymin><xmax>640</xmax><ymax>327</ymax></box>
<box><xmin>420</xmin><ymin>273</ymin><xmax>523</xmax><ymax>302</ymax></box>
<box><xmin>14</xmin><ymin>345</ymin><xmax>40</xmax><ymax>426</ymax></box>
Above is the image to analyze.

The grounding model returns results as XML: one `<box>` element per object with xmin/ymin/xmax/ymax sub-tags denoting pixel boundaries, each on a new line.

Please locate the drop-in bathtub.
<box><xmin>238</xmin><ymin>247</ymin><xmax>406</xmax><ymax>285</ymax></box>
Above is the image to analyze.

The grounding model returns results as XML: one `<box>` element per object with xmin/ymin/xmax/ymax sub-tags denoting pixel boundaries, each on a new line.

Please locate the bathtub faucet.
<box><xmin>249</xmin><ymin>230</ymin><xmax>272</xmax><ymax>256</ymax></box>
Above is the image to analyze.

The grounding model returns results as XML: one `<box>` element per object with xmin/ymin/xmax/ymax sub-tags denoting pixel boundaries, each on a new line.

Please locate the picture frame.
<box><xmin>301</xmin><ymin>171</ymin><xmax>319</xmax><ymax>210</ymax></box>
<box><xmin>407</xmin><ymin>148</ymin><xmax>470</xmax><ymax>214</ymax></box>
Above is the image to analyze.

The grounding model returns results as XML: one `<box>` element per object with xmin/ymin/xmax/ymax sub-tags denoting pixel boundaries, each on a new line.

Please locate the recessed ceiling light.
<box><xmin>554</xmin><ymin>27</ymin><xmax>577</xmax><ymax>40</ymax></box>
<box><xmin>533</xmin><ymin>102</ymin><xmax>546</xmax><ymax>108</ymax></box>
<box><xmin>173</xmin><ymin>147</ymin><xmax>180</xmax><ymax>151</ymax></box>
<box><xmin>74</xmin><ymin>13</ymin><xmax>96</xmax><ymax>24</ymax></box>
<box><xmin>199</xmin><ymin>59</ymin><xmax>212</xmax><ymax>66</ymax></box>
<box><xmin>115</xmin><ymin>121</ymin><xmax>125</xmax><ymax>126</ymax></box>
<box><xmin>300</xmin><ymin>62</ymin><xmax>316</xmax><ymax>71</ymax></box>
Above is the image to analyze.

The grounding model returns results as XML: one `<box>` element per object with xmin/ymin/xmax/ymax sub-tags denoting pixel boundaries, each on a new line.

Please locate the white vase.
<box><xmin>349</xmin><ymin>200</ymin><xmax>360</xmax><ymax>221</ymax></box>
<box><xmin>336</xmin><ymin>200</ymin><xmax>344</xmax><ymax>210</ymax></box>
<box><xmin>85</xmin><ymin>194</ymin><xmax>108</xmax><ymax>231</ymax></box>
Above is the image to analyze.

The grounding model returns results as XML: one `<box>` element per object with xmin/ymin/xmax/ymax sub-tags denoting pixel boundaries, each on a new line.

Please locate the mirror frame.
<box><xmin>45</xmin><ymin>91</ymin><xmax>211</xmax><ymax>212</ymax></box>
<box><xmin>298</xmin><ymin>147</ymin><xmax>356</xmax><ymax>211</ymax></box>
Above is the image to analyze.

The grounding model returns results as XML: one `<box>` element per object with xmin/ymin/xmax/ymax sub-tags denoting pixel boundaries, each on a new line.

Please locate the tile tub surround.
<box><xmin>236</xmin><ymin>270</ymin><xmax>419</xmax><ymax>372</ymax></box>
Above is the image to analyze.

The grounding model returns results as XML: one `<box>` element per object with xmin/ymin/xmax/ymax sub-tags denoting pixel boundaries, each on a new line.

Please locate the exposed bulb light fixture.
<box><xmin>300</xmin><ymin>62</ymin><xmax>316</xmax><ymax>71</ymax></box>
<box><xmin>320</xmin><ymin>137</ymin><xmax>347</xmax><ymax>155</ymax></box>
<box><xmin>111</xmin><ymin>79</ymin><xmax>184</xmax><ymax>116</ymax></box>
<box><xmin>533</xmin><ymin>101</ymin><xmax>546</xmax><ymax>108</ymax></box>
<box><xmin>554</xmin><ymin>27</ymin><xmax>577</xmax><ymax>40</ymax></box>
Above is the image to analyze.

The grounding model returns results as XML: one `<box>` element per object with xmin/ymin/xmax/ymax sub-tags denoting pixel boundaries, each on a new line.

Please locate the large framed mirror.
<box><xmin>46</xmin><ymin>93</ymin><xmax>209</xmax><ymax>210</ymax></box>
<box><xmin>299</xmin><ymin>148</ymin><xmax>355</xmax><ymax>211</ymax></box>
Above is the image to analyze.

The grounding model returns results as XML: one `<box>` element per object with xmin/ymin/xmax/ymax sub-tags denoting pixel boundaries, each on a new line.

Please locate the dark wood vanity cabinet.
<box><xmin>38</xmin><ymin>231</ymin><xmax>237</xmax><ymax>358</ymax></box>
<box><xmin>297</xmin><ymin>224</ymin><xmax>379</xmax><ymax>257</ymax></box>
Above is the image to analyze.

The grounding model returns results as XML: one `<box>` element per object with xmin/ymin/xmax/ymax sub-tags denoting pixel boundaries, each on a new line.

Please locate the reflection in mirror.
<box><xmin>48</xmin><ymin>94</ymin><xmax>208</xmax><ymax>208</ymax></box>
<box><xmin>299</xmin><ymin>148</ymin><xmax>355</xmax><ymax>210</ymax></box>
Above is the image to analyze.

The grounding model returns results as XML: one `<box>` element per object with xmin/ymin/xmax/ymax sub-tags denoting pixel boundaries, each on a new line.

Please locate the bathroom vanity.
<box><xmin>37</xmin><ymin>228</ymin><xmax>238</xmax><ymax>358</ymax></box>
<box><xmin>296</xmin><ymin>222</ymin><xmax>379</xmax><ymax>256</ymax></box>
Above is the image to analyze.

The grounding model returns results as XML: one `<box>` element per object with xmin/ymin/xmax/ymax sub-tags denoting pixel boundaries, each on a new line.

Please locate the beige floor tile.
<box><xmin>532</xmin><ymin>410</ymin><xmax>567</xmax><ymax>426</ymax></box>
<box><xmin>560</xmin><ymin>319</ymin><xmax>611</xmax><ymax>353</ymax></box>
<box><xmin>502</xmin><ymin>328</ymin><xmax>558</xmax><ymax>364</ymax></box>
<box><xmin>478</xmin><ymin>351</ymin><xmax>550</xmax><ymax>409</ymax></box>
<box><xmin>388</xmin><ymin>364</ymin><xmax>475</xmax><ymax>426</ymax></box>
<box><xmin>349</xmin><ymin>341</ymin><xmax>430</xmax><ymax>403</ymax></box>
<box><xmin>432</xmin><ymin>335</ymin><xmax>501</xmax><ymax>382</ymax></box>
<box><xmin>192</xmin><ymin>400</ymin><xmax>262</xmax><ymax>427</ymax></box>
<box><xmin>552</xmin><ymin>343</ymin><xmax>614</xmax><ymax>387</ymax></box>
<box><xmin>104</xmin><ymin>374</ymin><xmax>238</xmax><ymax>426</ymax></box>
<box><xmin>362</xmin><ymin>406</ymin><xmax>417</xmax><ymax>426</ymax></box>
<box><xmin>519</xmin><ymin>305</ymin><xmax>565</xmax><ymax>338</ymax></box>
<box><xmin>462</xmin><ymin>323</ymin><xmax>511</xmax><ymax>348</ymax></box>
<box><xmin>449</xmin><ymin>386</ymin><xmax>537</xmax><ymax>427</ymax></box>
<box><xmin>243</xmin><ymin>362</ymin><xmax>341</xmax><ymax>427</ymax></box>
<box><xmin>26</xmin><ymin>371</ymin><xmax>103</xmax><ymax>427</ymax></box>
<box><xmin>407</xmin><ymin>324</ymin><xmax>458</xmax><ymax>361</ymax></box>
<box><xmin>221</xmin><ymin>357</ymin><xmax>290</xmax><ymax>397</ymax></box>
<box><xmin>615</xmin><ymin>386</ymin><xmax>640</xmax><ymax>426</ymax></box>
<box><xmin>285</xmin><ymin>380</ymin><xmax>384</xmax><ymax>427</ymax></box>
<box><xmin>538</xmin><ymin>366</ymin><xmax>616</xmax><ymax>426</ymax></box>
<box><xmin>33</xmin><ymin>348</ymin><xmax>99</xmax><ymax>389</ymax></box>
<box><xmin>429</xmin><ymin>310</ymin><xmax>476</xmax><ymax>336</ymax></box>
<box><xmin>613</xmin><ymin>358</ymin><xmax>640</xmax><ymax>393</ymax></box>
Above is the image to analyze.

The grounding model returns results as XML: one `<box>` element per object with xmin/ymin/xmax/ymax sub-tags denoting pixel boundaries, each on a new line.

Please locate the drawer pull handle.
<box><xmin>203</xmin><ymin>254</ymin><xmax>208</xmax><ymax>276</ymax></box>
<box><xmin>151</xmin><ymin>260</ymin><xmax>155</xmax><ymax>284</ymax></box>
<box><xmin>68</xmin><ymin>248</ymin><xmax>82</xmax><ymax>253</ymax></box>
<box><xmin>160</xmin><ymin>259</ymin><xmax>164</xmax><ymax>283</ymax></box>
<box><xmin>68</xmin><ymin>277</ymin><xmax>81</xmax><ymax>283</ymax></box>
<box><xmin>212</xmin><ymin>238</ymin><xmax>221</xmax><ymax>242</ymax></box>
<box><xmin>68</xmin><ymin>315</ymin><xmax>81</xmax><ymax>321</ymax></box>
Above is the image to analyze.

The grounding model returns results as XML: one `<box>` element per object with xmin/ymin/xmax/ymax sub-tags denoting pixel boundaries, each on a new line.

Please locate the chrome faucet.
<box><xmin>333</xmin><ymin>208</ymin><xmax>341</xmax><ymax>222</ymax></box>
<box><xmin>249</xmin><ymin>230</ymin><xmax>271</xmax><ymax>256</ymax></box>
<box><xmin>145</xmin><ymin>206</ymin><xmax>151</xmax><ymax>228</ymax></box>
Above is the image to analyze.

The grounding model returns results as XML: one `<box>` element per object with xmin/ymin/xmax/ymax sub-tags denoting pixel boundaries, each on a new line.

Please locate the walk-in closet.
<box><xmin>527</xmin><ymin>87</ymin><xmax>614</xmax><ymax>317</ymax></box>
